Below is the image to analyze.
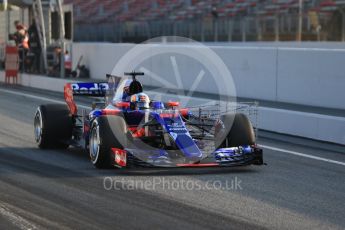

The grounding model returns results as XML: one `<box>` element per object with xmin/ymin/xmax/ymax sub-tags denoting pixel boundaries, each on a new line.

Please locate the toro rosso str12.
<box><xmin>34</xmin><ymin>72</ymin><xmax>263</xmax><ymax>169</ymax></box>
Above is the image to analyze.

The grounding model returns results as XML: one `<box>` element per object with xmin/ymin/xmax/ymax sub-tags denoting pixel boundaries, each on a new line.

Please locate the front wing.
<box><xmin>110</xmin><ymin>146</ymin><xmax>263</xmax><ymax>168</ymax></box>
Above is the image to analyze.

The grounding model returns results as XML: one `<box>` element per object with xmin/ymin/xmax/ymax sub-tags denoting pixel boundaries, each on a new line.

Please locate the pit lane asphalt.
<box><xmin>0</xmin><ymin>84</ymin><xmax>344</xmax><ymax>230</ymax></box>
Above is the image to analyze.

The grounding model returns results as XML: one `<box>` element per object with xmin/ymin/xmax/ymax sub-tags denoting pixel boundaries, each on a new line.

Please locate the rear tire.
<box><xmin>215</xmin><ymin>113</ymin><xmax>255</xmax><ymax>148</ymax></box>
<box><xmin>89</xmin><ymin>116</ymin><xmax>127</xmax><ymax>169</ymax></box>
<box><xmin>34</xmin><ymin>104</ymin><xmax>73</xmax><ymax>149</ymax></box>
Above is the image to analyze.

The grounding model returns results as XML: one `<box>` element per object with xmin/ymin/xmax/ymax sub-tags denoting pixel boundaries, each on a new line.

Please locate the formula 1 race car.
<box><xmin>34</xmin><ymin>72</ymin><xmax>263</xmax><ymax>169</ymax></box>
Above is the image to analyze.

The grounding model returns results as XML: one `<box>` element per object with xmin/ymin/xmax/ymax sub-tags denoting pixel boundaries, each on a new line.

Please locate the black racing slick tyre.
<box><xmin>215</xmin><ymin>113</ymin><xmax>256</xmax><ymax>148</ymax></box>
<box><xmin>34</xmin><ymin>104</ymin><xmax>73</xmax><ymax>149</ymax></box>
<box><xmin>89</xmin><ymin>116</ymin><xmax>127</xmax><ymax>169</ymax></box>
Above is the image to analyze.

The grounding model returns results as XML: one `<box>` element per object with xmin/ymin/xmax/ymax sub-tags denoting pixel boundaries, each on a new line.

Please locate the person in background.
<box><xmin>52</xmin><ymin>46</ymin><xmax>62</xmax><ymax>76</ymax></box>
<box><xmin>28</xmin><ymin>20</ymin><xmax>41</xmax><ymax>73</ymax></box>
<box><xmin>51</xmin><ymin>47</ymin><xmax>73</xmax><ymax>77</ymax></box>
<box><xmin>12</xmin><ymin>21</ymin><xmax>29</xmax><ymax>48</ymax></box>
<box><xmin>11</xmin><ymin>21</ymin><xmax>29</xmax><ymax>71</ymax></box>
<box><xmin>14</xmin><ymin>20</ymin><xmax>27</xmax><ymax>31</ymax></box>
<box><xmin>64</xmin><ymin>50</ymin><xmax>72</xmax><ymax>77</ymax></box>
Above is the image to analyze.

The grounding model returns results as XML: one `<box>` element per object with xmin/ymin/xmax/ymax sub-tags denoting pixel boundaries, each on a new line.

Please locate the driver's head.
<box><xmin>123</xmin><ymin>86</ymin><xmax>129</xmax><ymax>94</ymax></box>
<box><xmin>131</xmin><ymin>93</ymin><xmax>150</xmax><ymax>109</ymax></box>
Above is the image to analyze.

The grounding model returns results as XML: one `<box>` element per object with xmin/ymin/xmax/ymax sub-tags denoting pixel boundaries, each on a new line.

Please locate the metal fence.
<box><xmin>73</xmin><ymin>11</ymin><xmax>344</xmax><ymax>43</ymax></box>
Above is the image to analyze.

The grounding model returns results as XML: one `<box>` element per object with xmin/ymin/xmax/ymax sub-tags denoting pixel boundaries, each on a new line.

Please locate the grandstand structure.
<box><xmin>64</xmin><ymin>0</ymin><xmax>345</xmax><ymax>42</ymax></box>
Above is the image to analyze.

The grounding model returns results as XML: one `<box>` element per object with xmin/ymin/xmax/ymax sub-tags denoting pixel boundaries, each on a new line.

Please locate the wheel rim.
<box><xmin>34</xmin><ymin>110</ymin><xmax>42</xmax><ymax>143</ymax></box>
<box><xmin>90</xmin><ymin>125</ymin><xmax>100</xmax><ymax>164</ymax></box>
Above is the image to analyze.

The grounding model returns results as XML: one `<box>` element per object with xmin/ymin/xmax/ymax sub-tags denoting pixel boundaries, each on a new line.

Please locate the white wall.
<box><xmin>258</xmin><ymin>107</ymin><xmax>345</xmax><ymax>145</ymax></box>
<box><xmin>72</xmin><ymin>43</ymin><xmax>345</xmax><ymax>110</ymax></box>
<box><xmin>0</xmin><ymin>72</ymin><xmax>79</xmax><ymax>92</ymax></box>
<box><xmin>213</xmin><ymin>47</ymin><xmax>278</xmax><ymax>100</ymax></box>
<box><xmin>277</xmin><ymin>48</ymin><xmax>345</xmax><ymax>109</ymax></box>
<box><xmin>72</xmin><ymin>43</ymin><xmax>134</xmax><ymax>80</ymax></box>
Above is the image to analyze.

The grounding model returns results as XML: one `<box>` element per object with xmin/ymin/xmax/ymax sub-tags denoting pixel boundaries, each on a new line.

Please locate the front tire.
<box><xmin>215</xmin><ymin>113</ymin><xmax>255</xmax><ymax>148</ymax></box>
<box><xmin>89</xmin><ymin>116</ymin><xmax>127</xmax><ymax>169</ymax></box>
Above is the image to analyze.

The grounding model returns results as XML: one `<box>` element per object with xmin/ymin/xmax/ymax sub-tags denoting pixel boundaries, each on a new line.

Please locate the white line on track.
<box><xmin>1</xmin><ymin>87</ymin><xmax>345</xmax><ymax>167</ymax></box>
<box><xmin>0</xmin><ymin>88</ymin><xmax>90</xmax><ymax>109</ymax></box>
<box><xmin>260</xmin><ymin>144</ymin><xmax>345</xmax><ymax>167</ymax></box>
<box><xmin>0</xmin><ymin>203</ymin><xmax>37</xmax><ymax>230</ymax></box>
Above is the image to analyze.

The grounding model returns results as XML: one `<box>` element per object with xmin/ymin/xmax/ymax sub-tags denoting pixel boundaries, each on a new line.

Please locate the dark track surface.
<box><xmin>0</xmin><ymin>85</ymin><xmax>344</xmax><ymax>230</ymax></box>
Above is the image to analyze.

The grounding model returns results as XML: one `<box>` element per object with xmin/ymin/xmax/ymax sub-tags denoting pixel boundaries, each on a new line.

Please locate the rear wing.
<box><xmin>69</xmin><ymin>82</ymin><xmax>109</xmax><ymax>97</ymax></box>
<box><xmin>64</xmin><ymin>82</ymin><xmax>109</xmax><ymax>116</ymax></box>
<box><xmin>64</xmin><ymin>77</ymin><xmax>123</xmax><ymax>115</ymax></box>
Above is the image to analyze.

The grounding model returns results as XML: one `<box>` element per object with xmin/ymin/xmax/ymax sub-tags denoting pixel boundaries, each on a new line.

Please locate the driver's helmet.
<box><xmin>130</xmin><ymin>93</ymin><xmax>150</xmax><ymax>109</ymax></box>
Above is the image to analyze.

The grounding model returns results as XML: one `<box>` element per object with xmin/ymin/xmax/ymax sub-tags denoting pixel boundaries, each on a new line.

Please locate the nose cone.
<box><xmin>174</xmin><ymin>134</ymin><xmax>203</xmax><ymax>160</ymax></box>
